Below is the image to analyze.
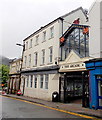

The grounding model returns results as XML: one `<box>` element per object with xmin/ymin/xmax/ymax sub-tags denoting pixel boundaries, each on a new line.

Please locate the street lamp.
<box><xmin>16</xmin><ymin>43</ymin><xmax>25</xmax><ymax>93</ymax></box>
<box><xmin>16</xmin><ymin>43</ymin><xmax>23</xmax><ymax>47</ymax></box>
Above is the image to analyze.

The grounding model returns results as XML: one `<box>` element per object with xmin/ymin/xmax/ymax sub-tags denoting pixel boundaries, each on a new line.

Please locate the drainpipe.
<box><xmin>59</xmin><ymin>17</ymin><xmax>64</xmax><ymax>61</ymax></box>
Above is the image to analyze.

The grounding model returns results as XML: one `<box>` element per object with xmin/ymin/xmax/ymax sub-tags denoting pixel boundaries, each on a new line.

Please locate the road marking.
<box><xmin>2</xmin><ymin>95</ymin><xmax>101</xmax><ymax>120</ymax></box>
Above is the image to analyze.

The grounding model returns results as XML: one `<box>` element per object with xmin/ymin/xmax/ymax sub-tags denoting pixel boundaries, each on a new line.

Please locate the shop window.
<box><xmin>45</xmin><ymin>75</ymin><xmax>49</xmax><ymax>89</ymax></box>
<box><xmin>98</xmin><ymin>80</ymin><xmax>102</xmax><ymax>106</ymax></box>
<box><xmin>40</xmin><ymin>75</ymin><xmax>43</xmax><ymax>88</ymax></box>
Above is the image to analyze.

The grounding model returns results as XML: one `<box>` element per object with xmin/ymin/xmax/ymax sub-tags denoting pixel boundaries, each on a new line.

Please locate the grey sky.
<box><xmin>1</xmin><ymin>0</ymin><xmax>95</xmax><ymax>59</ymax></box>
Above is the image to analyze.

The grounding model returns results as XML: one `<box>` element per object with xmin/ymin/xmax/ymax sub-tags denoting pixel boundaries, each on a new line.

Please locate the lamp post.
<box><xmin>16</xmin><ymin>43</ymin><xmax>25</xmax><ymax>95</ymax></box>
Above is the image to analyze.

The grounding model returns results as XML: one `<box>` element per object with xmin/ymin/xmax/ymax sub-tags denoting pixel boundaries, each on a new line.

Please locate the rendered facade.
<box><xmin>8</xmin><ymin>58</ymin><xmax>22</xmax><ymax>94</ymax></box>
<box><xmin>85</xmin><ymin>0</ymin><xmax>102</xmax><ymax>109</ymax></box>
<box><xmin>20</xmin><ymin>7</ymin><xmax>89</xmax><ymax>102</ymax></box>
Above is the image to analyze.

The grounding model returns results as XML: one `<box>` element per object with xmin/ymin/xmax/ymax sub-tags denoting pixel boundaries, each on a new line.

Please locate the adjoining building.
<box><xmin>8</xmin><ymin>58</ymin><xmax>22</xmax><ymax>94</ymax></box>
<box><xmin>59</xmin><ymin>24</ymin><xmax>92</xmax><ymax>106</ymax></box>
<box><xmin>84</xmin><ymin>0</ymin><xmax>102</xmax><ymax>109</ymax></box>
<box><xmin>20</xmin><ymin>7</ymin><xmax>90</xmax><ymax>105</ymax></box>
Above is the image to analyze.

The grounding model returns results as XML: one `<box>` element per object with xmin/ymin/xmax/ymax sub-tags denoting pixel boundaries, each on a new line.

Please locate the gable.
<box><xmin>59</xmin><ymin>50</ymin><xmax>90</xmax><ymax>72</ymax></box>
<box><xmin>65</xmin><ymin>50</ymin><xmax>82</xmax><ymax>63</ymax></box>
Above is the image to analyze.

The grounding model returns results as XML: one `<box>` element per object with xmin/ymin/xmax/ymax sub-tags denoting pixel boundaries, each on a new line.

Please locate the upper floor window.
<box><xmin>49</xmin><ymin>47</ymin><xmax>53</xmax><ymax>63</ymax></box>
<box><xmin>35</xmin><ymin>35</ymin><xmax>39</xmax><ymax>45</ymax></box>
<box><xmin>34</xmin><ymin>52</ymin><xmax>38</xmax><ymax>66</ymax></box>
<box><xmin>60</xmin><ymin>25</ymin><xmax>89</xmax><ymax>60</ymax></box>
<box><xmin>50</xmin><ymin>27</ymin><xmax>54</xmax><ymax>38</ymax></box>
<box><xmin>40</xmin><ymin>75</ymin><xmax>43</xmax><ymax>88</ymax></box>
<box><xmin>25</xmin><ymin>41</ymin><xmax>28</xmax><ymax>50</ymax></box>
<box><xmin>45</xmin><ymin>74</ymin><xmax>49</xmax><ymax>89</ymax></box>
<box><xmin>29</xmin><ymin>54</ymin><xmax>31</xmax><ymax>67</ymax></box>
<box><xmin>29</xmin><ymin>39</ymin><xmax>32</xmax><ymax>48</ymax></box>
<box><xmin>43</xmin><ymin>31</ymin><xmax>46</xmax><ymax>42</ymax></box>
<box><xmin>41</xmin><ymin>49</ymin><xmax>45</xmax><ymax>65</ymax></box>
<box><xmin>24</xmin><ymin>56</ymin><xmax>27</xmax><ymax>67</ymax></box>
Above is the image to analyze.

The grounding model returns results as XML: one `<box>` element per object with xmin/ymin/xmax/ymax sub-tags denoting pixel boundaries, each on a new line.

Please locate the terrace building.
<box><xmin>20</xmin><ymin>7</ymin><xmax>89</xmax><ymax>105</ymax></box>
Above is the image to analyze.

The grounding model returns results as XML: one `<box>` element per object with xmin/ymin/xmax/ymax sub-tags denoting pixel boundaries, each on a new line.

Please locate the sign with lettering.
<box><xmin>60</xmin><ymin>63</ymin><xmax>86</xmax><ymax>72</ymax></box>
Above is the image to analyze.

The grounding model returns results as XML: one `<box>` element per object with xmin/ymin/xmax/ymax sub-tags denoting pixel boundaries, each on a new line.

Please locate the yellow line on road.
<box><xmin>2</xmin><ymin>95</ymin><xmax>101</xmax><ymax>120</ymax></box>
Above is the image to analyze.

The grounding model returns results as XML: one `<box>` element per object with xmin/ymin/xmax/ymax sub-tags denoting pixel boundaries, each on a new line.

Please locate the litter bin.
<box><xmin>52</xmin><ymin>91</ymin><xmax>59</xmax><ymax>102</ymax></box>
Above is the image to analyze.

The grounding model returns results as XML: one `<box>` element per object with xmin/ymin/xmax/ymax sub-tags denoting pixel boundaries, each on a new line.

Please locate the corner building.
<box><xmin>21</xmin><ymin>7</ymin><xmax>89</xmax><ymax>101</ymax></box>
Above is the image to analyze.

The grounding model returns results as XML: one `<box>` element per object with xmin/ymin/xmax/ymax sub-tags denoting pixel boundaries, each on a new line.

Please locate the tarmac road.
<box><xmin>1</xmin><ymin>95</ymin><xmax>94</xmax><ymax>119</ymax></box>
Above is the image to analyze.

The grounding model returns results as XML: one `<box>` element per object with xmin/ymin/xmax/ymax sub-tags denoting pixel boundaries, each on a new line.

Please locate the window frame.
<box><xmin>43</xmin><ymin>31</ymin><xmax>46</xmax><ymax>42</ymax></box>
<box><xmin>40</xmin><ymin>75</ymin><xmax>44</xmax><ymax>88</ymax></box>
<box><xmin>50</xmin><ymin>27</ymin><xmax>54</xmax><ymax>38</ymax></box>
<box><xmin>29</xmin><ymin>54</ymin><xmax>31</xmax><ymax>67</ymax></box>
<box><xmin>45</xmin><ymin>74</ymin><xmax>49</xmax><ymax>89</ymax></box>
<box><xmin>35</xmin><ymin>35</ymin><xmax>39</xmax><ymax>45</ymax></box>
<box><xmin>34</xmin><ymin>75</ymin><xmax>37</xmax><ymax>88</ymax></box>
<box><xmin>49</xmin><ymin>46</ymin><xmax>53</xmax><ymax>63</ymax></box>
<box><xmin>41</xmin><ymin>49</ymin><xmax>45</xmax><ymax>65</ymax></box>
<box><xmin>34</xmin><ymin>52</ymin><xmax>38</xmax><ymax>66</ymax></box>
<box><xmin>29</xmin><ymin>39</ymin><xmax>33</xmax><ymax>48</ymax></box>
<box><xmin>30</xmin><ymin>75</ymin><xmax>33</xmax><ymax>88</ymax></box>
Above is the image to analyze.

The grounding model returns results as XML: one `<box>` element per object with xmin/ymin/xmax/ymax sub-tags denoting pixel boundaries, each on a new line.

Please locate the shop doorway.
<box><xmin>59</xmin><ymin>71</ymin><xmax>89</xmax><ymax>107</ymax></box>
<box><xmin>97</xmin><ymin>75</ymin><xmax>102</xmax><ymax>109</ymax></box>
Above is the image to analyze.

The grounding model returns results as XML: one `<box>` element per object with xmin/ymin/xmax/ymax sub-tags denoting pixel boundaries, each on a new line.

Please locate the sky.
<box><xmin>0</xmin><ymin>0</ymin><xmax>95</xmax><ymax>59</ymax></box>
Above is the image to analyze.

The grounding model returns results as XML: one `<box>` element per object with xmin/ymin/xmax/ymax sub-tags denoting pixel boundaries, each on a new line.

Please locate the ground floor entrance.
<box><xmin>59</xmin><ymin>71</ymin><xmax>89</xmax><ymax>107</ymax></box>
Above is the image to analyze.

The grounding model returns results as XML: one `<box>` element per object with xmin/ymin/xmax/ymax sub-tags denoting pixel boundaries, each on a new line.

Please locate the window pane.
<box><xmin>30</xmin><ymin>75</ymin><xmax>33</xmax><ymax>87</ymax></box>
<box><xmin>34</xmin><ymin>75</ymin><xmax>37</xmax><ymax>88</ymax></box>
<box><xmin>40</xmin><ymin>75</ymin><xmax>43</xmax><ymax>88</ymax></box>
<box><xmin>34</xmin><ymin>52</ymin><xmax>37</xmax><ymax>66</ymax></box>
<box><xmin>50</xmin><ymin>27</ymin><xmax>54</xmax><ymax>38</ymax></box>
<box><xmin>42</xmin><ymin>49</ymin><xmax>45</xmax><ymax>64</ymax></box>
<box><xmin>49</xmin><ymin>47</ymin><xmax>53</xmax><ymax>63</ymax></box>
<box><xmin>45</xmin><ymin>75</ymin><xmax>49</xmax><ymax>89</ymax></box>
<box><xmin>26</xmin><ymin>76</ymin><xmax>29</xmax><ymax>87</ymax></box>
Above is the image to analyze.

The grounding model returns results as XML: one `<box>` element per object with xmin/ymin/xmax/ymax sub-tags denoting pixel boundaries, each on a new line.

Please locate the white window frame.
<box><xmin>49</xmin><ymin>46</ymin><xmax>53</xmax><ymax>63</ymax></box>
<box><xmin>29</xmin><ymin>39</ymin><xmax>32</xmax><ymax>48</ymax></box>
<box><xmin>35</xmin><ymin>35</ymin><xmax>39</xmax><ymax>45</ymax></box>
<box><xmin>30</xmin><ymin>75</ymin><xmax>33</xmax><ymax>88</ymax></box>
<box><xmin>43</xmin><ymin>31</ymin><xmax>46</xmax><ymax>42</ymax></box>
<box><xmin>24</xmin><ymin>56</ymin><xmax>27</xmax><ymax>67</ymax></box>
<box><xmin>50</xmin><ymin>27</ymin><xmax>54</xmax><ymax>38</ymax></box>
<box><xmin>40</xmin><ymin>75</ymin><xmax>43</xmax><ymax>88</ymax></box>
<box><xmin>26</xmin><ymin>41</ymin><xmax>28</xmax><ymax>50</ymax></box>
<box><xmin>26</xmin><ymin>76</ymin><xmax>29</xmax><ymax>87</ymax></box>
<box><xmin>34</xmin><ymin>52</ymin><xmax>38</xmax><ymax>66</ymax></box>
<box><xmin>29</xmin><ymin>54</ymin><xmax>31</xmax><ymax>67</ymax></box>
<box><xmin>41</xmin><ymin>49</ymin><xmax>45</xmax><ymax>65</ymax></box>
<box><xmin>34</xmin><ymin>75</ymin><xmax>37</xmax><ymax>88</ymax></box>
<box><xmin>45</xmin><ymin>74</ymin><xmax>49</xmax><ymax>89</ymax></box>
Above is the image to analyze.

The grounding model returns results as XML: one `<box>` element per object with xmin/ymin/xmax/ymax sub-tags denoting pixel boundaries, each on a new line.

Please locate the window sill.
<box><xmin>33</xmin><ymin>65</ymin><xmax>37</xmax><ymax>67</ymax></box>
<box><xmin>42</xmin><ymin>40</ymin><xmax>46</xmax><ymax>43</ymax></box>
<box><xmin>40</xmin><ymin>64</ymin><xmax>45</xmax><ymax>66</ymax></box>
<box><xmin>47</xmin><ymin>62</ymin><xmax>53</xmax><ymax>65</ymax></box>
<box><xmin>35</xmin><ymin>44</ymin><xmax>39</xmax><ymax>46</ymax></box>
<box><xmin>49</xmin><ymin>36</ymin><xmax>54</xmax><ymax>40</ymax></box>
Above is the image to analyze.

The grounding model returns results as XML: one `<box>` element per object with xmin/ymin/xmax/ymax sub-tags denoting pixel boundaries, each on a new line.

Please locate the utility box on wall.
<box><xmin>89</xmin><ymin>0</ymin><xmax>102</xmax><ymax>58</ymax></box>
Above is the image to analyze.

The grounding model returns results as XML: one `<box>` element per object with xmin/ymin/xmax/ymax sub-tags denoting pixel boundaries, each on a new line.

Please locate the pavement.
<box><xmin>2</xmin><ymin>94</ymin><xmax>102</xmax><ymax>119</ymax></box>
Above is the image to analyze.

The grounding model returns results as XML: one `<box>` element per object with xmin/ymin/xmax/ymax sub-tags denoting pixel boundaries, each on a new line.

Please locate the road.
<box><xmin>1</xmin><ymin>95</ymin><xmax>93</xmax><ymax>119</ymax></box>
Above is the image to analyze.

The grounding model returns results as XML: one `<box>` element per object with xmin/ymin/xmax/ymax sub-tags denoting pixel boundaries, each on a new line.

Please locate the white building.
<box><xmin>89</xmin><ymin>0</ymin><xmax>102</xmax><ymax>58</ymax></box>
<box><xmin>9</xmin><ymin>58</ymin><xmax>22</xmax><ymax>94</ymax></box>
<box><xmin>20</xmin><ymin>7</ymin><xmax>88</xmax><ymax>101</ymax></box>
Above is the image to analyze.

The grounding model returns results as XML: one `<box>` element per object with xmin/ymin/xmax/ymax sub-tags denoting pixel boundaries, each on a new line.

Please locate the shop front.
<box><xmin>85</xmin><ymin>58</ymin><xmax>102</xmax><ymax>109</ymax></box>
<box><xmin>59</xmin><ymin>50</ymin><xmax>90</xmax><ymax>107</ymax></box>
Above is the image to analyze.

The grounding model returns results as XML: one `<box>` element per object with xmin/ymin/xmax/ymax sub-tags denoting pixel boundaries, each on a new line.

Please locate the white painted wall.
<box><xmin>23</xmin><ymin>74</ymin><xmax>59</xmax><ymax>101</ymax></box>
<box><xmin>62</xmin><ymin>8</ymin><xmax>88</xmax><ymax>34</ymax></box>
<box><xmin>89</xmin><ymin>0</ymin><xmax>102</xmax><ymax>58</ymax></box>
<box><xmin>21</xmin><ymin>7</ymin><xmax>88</xmax><ymax>100</ymax></box>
